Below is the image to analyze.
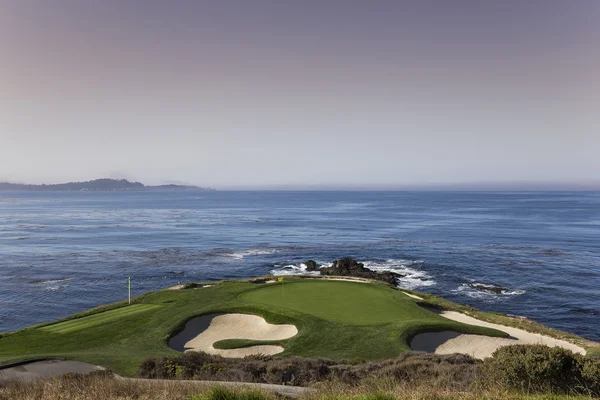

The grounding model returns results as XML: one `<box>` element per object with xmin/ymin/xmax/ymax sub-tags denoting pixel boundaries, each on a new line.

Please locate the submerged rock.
<box><xmin>319</xmin><ymin>257</ymin><xmax>403</xmax><ymax>286</ymax></box>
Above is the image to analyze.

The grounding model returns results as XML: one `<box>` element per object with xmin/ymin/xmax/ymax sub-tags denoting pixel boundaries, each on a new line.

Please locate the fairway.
<box><xmin>241</xmin><ymin>280</ymin><xmax>423</xmax><ymax>325</ymax></box>
<box><xmin>40</xmin><ymin>304</ymin><xmax>161</xmax><ymax>334</ymax></box>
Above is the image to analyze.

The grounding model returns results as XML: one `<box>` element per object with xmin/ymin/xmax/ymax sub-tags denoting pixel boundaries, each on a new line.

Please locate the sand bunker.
<box><xmin>402</xmin><ymin>291</ymin><xmax>424</xmax><ymax>300</ymax></box>
<box><xmin>411</xmin><ymin>310</ymin><xmax>586</xmax><ymax>359</ymax></box>
<box><xmin>169</xmin><ymin>313</ymin><xmax>298</xmax><ymax>358</ymax></box>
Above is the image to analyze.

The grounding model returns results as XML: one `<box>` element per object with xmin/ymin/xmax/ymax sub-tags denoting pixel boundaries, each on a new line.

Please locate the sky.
<box><xmin>1</xmin><ymin>1</ymin><xmax>599</xmax><ymax>189</ymax></box>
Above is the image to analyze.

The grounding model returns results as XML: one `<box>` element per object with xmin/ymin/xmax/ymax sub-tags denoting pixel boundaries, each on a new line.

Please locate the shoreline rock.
<box><xmin>304</xmin><ymin>260</ymin><xmax>319</xmax><ymax>271</ymax></box>
<box><xmin>319</xmin><ymin>257</ymin><xmax>403</xmax><ymax>286</ymax></box>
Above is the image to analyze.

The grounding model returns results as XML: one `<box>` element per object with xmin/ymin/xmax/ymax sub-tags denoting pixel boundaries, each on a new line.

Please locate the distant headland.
<box><xmin>0</xmin><ymin>179</ymin><xmax>214</xmax><ymax>192</ymax></box>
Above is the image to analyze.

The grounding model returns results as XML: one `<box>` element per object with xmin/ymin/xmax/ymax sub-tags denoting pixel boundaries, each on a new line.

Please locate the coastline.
<box><xmin>1</xmin><ymin>275</ymin><xmax>598</xmax><ymax>373</ymax></box>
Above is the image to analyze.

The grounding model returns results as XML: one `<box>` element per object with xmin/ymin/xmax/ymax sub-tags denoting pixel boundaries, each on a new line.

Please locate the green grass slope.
<box><xmin>0</xmin><ymin>279</ymin><xmax>524</xmax><ymax>376</ymax></box>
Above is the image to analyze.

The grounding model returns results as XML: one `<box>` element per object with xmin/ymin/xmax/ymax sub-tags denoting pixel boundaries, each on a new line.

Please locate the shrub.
<box><xmin>138</xmin><ymin>351</ymin><xmax>480</xmax><ymax>389</ymax></box>
<box><xmin>482</xmin><ymin>344</ymin><xmax>600</xmax><ymax>396</ymax></box>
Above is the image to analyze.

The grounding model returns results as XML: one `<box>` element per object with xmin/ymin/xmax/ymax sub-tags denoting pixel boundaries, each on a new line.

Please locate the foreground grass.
<box><xmin>0</xmin><ymin>374</ymin><xmax>594</xmax><ymax>400</ymax></box>
<box><xmin>0</xmin><ymin>279</ymin><xmax>507</xmax><ymax>376</ymax></box>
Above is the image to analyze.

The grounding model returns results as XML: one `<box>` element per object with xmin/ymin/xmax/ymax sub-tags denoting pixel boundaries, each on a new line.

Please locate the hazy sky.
<box><xmin>1</xmin><ymin>1</ymin><xmax>599</xmax><ymax>188</ymax></box>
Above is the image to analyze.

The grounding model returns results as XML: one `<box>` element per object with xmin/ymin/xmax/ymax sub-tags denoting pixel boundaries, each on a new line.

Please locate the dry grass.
<box><xmin>310</xmin><ymin>379</ymin><xmax>597</xmax><ymax>400</ymax></box>
<box><xmin>139</xmin><ymin>351</ymin><xmax>480</xmax><ymax>388</ymax></box>
<box><xmin>1</xmin><ymin>374</ymin><xmax>594</xmax><ymax>400</ymax></box>
<box><xmin>0</xmin><ymin>372</ymin><xmax>277</xmax><ymax>400</ymax></box>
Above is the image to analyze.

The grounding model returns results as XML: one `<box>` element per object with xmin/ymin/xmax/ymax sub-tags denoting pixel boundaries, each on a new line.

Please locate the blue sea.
<box><xmin>0</xmin><ymin>191</ymin><xmax>598</xmax><ymax>341</ymax></box>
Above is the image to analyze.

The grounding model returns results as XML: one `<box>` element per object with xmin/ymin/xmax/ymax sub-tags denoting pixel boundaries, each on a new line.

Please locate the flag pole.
<box><xmin>279</xmin><ymin>276</ymin><xmax>283</xmax><ymax>298</ymax></box>
<box><xmin>128</xmin><ymin>277</ymin><xmax>131</xmax><ymax>304</ymax></box>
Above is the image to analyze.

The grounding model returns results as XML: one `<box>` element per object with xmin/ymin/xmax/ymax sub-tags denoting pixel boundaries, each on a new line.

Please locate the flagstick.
<box><xmin>128</xmin><ymin>277</ymin><xmax>131</xmax><ymax>304</ymax></box>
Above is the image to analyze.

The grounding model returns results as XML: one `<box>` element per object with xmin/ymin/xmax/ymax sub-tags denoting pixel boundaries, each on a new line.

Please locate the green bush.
<box><xmin>482</xmin><ymin>344</ymin><xmax>600</xmax><ymax>396</ymax></box>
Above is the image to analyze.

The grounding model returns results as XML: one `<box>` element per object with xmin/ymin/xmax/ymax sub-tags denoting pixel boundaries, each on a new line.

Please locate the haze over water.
<box><xmin>1</xmin><ymin>190</ymin><xmax>598</xmax><ymax>341</ymax></box>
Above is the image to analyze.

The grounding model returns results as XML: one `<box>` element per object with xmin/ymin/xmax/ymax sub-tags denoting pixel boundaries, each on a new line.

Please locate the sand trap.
<box><xmin>167</xmin><ymin>284</ymin><xmax>214</xmax><ymax>290</ymax></box>
<box><xmin>411</xmin><ymin>310</ymin><xmax>586</xmax><ymax>359</ymax></box>
<box><xmin>169</xmin><ymin>313</ymin><xmax>297</xmax><ymax>358</ymax></box>
<box><xmin>307</xmin><ymin>276</ymin><xmax>373</xmax><ymax>284</ymax></box>
<box><xmin>402</xmin><ymin>291</ymin><xmax>424</xmax><ymax>300</ymax></box>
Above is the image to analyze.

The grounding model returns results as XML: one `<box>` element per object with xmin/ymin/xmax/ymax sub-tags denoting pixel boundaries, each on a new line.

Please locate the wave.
<box><xmin>270</xmin><ymin>259</ymin><xmax>434</xmax><ymax>289</ymax></box>
<box><xmin>45</xmin><ymin>284</ymin><xmax>69</xmax><ymax>291</ymax></box>
<box><xmin>270</xmin><ymin>262</ymin><xmax>328</xmax><ymax>276</ymax></box>
<box><xmin>28</xmin><ymin>278</ymin><xmax>73</xmax><ymax>285</ymax></box>
<box><xmin>227</xmin><ymin>249</ymin><xmax>279</xmax><ymax>260</ymax></box>
<box><xmin>455</xmin><ymin>282</ymin><xmax>525</xmax><ymax>298</ymax></box>
<box><xmin>362</xmin><ymin>259</ymin><xmax>434</xmax><ymax>289</ymax></box>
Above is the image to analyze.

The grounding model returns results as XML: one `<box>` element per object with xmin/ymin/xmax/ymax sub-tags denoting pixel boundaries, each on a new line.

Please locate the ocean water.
<box><xmin>0</xmin><ymin>191</ymin><xmax>598</xmax><ymax>341</ymax></box>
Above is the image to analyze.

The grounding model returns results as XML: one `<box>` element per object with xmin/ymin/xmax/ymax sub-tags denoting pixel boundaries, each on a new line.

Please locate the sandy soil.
<box><xmin>166</xmin><ymin>284</ymin><xmax>213</xmax><ymax>290</ymax></box>
<box><xmin>402</xmin><ymin>292</ymin><xmax>424</xmax><ymax>300</ymax></box>
<box><xmin>321</xmin><ymin>277</ymin><xmax>372</xmax><ymax>283</ymax></box>
<box><xmin>169</xmin><ymin>313</ymin><xmax>298</xmax><ymax>358</ymax></box>
<box><xmin>411</xmin><ymin>310</ymin><xmax>586</xmax><ymax>359</ymax></box>
<box><xmin>0</xmin><ymin>360</ymin><xmax>104</xmax><ymax>382</ymax></box>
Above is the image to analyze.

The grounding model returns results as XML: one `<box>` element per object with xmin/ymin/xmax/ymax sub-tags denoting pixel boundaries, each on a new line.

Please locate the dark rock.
<box><xmin>468</xmin><ymin>283</ymin><xmax>506</xmax><ymax>294</ymax></box>
<box><xmin>319</xmin><ymin>257</ymin><xmax>403</xmax><ymax>286</ymax></box>
<box><xmin>304</xmin><ymin>260</ymin><xmax>319</xmax><ymax>271</ymax></box>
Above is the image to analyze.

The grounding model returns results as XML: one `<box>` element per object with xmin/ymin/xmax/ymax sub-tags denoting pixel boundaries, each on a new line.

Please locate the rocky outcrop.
<box><xmin>468</xmin><ymin>283</ymin><xmax>506</xmax><ymax>294</ymax></box>
<box><xmin>319</xmin><ymin>257</ymin><xmax>403</xmax><ymax>286</ymax></box>
<box><xmin>304</xmin><ymin>260</ymin><xmax>319</xmax><ymax>271</ymax></box>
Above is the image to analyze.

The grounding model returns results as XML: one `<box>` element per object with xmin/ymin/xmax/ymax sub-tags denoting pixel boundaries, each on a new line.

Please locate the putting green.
<box><xmin>240</xmin><ymin>280</ymin><xmax>425</xmax><ymax>325</ymax></box>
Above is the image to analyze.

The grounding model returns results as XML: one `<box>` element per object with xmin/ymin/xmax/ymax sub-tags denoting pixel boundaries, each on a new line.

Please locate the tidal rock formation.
<box><xmin>304</xmin><ymin>260</ymin><xmax>319</xmax><ymax>271</ymax></box>
<box><xmin>319</xmin><ymin>257</ymin><xmax>403</xmax><ymax>286</ymax></box>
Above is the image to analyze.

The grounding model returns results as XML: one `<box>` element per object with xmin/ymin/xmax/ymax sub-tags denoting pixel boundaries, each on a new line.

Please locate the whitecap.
<box><xmin>362</xmin><ymin>259</ymin><xmax>435</xmax><ymax>289</ymax></box>
<box><xmin>227</xmin><ymin>249</ymin><xmax>279</xmax><ymax>260</ymax></box>
<box><xmin>29</xmin><ymin>278</ymin><xmax>73</xmax><ymax>285</ymax></box>
<box><xmin>45</xmin><ymin>284</ymin><xmax>69</xmax><ymax>291</ymax></box>
<box><xmin>270</xmin><ymin>262</ymin><xmax>327</xmax><ymax>276</ymax></box>
<box><xmin>454</xmin><ymin>283</ymin><xmax>525</xmax><ymax>298</ymax></box>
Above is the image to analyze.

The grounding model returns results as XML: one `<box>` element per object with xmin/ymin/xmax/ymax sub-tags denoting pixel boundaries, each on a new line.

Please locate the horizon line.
<box><xmin>3</xmin><ymin>178</ymin><xmax>600</xmax><ymax>192</ymax></box>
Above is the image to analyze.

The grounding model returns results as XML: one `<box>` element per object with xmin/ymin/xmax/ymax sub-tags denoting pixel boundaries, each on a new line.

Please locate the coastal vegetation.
<box><xmin>2</xmin><ymin>352</ymin><xmax>599</xmax><ymax>400</ymax></box>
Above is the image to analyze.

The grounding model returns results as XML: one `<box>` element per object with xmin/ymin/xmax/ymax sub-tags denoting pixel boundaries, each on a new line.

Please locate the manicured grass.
<box><xmin>0</xmin><ymin>278</ymin><xmax>556</xmax><ymax>377</ymax></box>
<box><xmin>241</xmin><ymin>281</ymin><xmax>419</xmax><ymax>325</ymax></box>
<box><xmin>40</xmin><ymin>304</ymin><xmax>162</xmax><ymax>334</ymax></box>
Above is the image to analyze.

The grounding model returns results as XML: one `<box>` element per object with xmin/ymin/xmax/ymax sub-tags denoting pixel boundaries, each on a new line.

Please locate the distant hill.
<box><xmin>0</xmin><ymin>179</ymin><xmax>212</xmax><ymax>192</ymax></box>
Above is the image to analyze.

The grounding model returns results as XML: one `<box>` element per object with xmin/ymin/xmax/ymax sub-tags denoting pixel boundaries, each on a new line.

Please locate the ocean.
<box><xmin>0</xmin><ymin>191</ymin><xmax>598</xmax><ymax>340</ymax></box>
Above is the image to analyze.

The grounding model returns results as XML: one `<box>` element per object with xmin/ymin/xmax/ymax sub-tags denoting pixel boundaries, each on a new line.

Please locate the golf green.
<box><xmin>241</xmin><ymin>281</ymin><xmax>422</xmax><ymax>325</ymax></box>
